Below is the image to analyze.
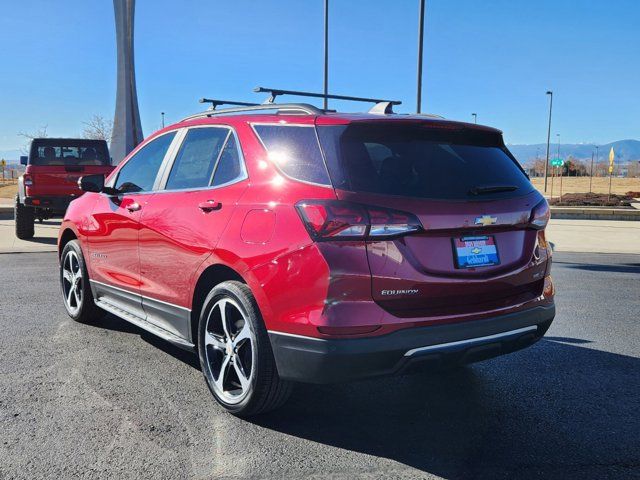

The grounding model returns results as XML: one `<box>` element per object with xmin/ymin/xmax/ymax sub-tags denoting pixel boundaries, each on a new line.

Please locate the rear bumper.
<box><xmin>269</xmin><ymin>304</ymin><xmax>555</xmax><ymax>384</ymax></box>
<box><xmin>24</xmin><ymin>195</ymin><xmax>76</xmax><ymax>213</ymax></box>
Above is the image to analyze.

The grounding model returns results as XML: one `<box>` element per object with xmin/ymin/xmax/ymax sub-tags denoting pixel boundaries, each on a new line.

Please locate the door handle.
<box><xmin>126</xmin><ymin>202</ymin><xmax>141</xmax><ymax>212</ymax></box>
<box><xmin>198</xmin><ymin>200</ymin><xmax>222</xmax><ymax>212</ymax></box>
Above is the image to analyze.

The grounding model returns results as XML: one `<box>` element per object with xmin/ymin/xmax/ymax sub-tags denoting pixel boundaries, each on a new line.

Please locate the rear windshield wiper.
<box><xmin>469</xmin><ymin>185</ymin><xmax>518</xmax><ymax>195</ymax></box>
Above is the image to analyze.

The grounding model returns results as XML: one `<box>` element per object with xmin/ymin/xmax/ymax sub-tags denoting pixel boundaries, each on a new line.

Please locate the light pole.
<box><xmin>471</xmin><ymin>113</ymin><xmax>477</xmax><ymax>124</ymax></box>
<box><xmin>323</xmin><ymin>0</ymin><xmax>329</xmax><ymax>110</ymax></box>
<box><xmin>161</xmin><ymin>112</ymin><xmax>165</xmax><ymax>128</ymax></box>
<box><xmin>543</xmin><ymin>91</ymin><xmax>553</xmax><ymax>192</ymax></box>
<box><xmin>416</xmin><ymin>0</ymin><xmax>425</xmax><ymax>113</ymax></box>
<box><xmin>595</xmin><ymin>145</ymin><xmax>599</xmax><ymax>178</ymax></box>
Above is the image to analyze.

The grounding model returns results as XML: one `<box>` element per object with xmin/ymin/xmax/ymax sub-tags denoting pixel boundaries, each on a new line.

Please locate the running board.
<box><xmin>95</xmin><ymin>298</ymin><xmax>195</xmax><ymax>351</ymax></box>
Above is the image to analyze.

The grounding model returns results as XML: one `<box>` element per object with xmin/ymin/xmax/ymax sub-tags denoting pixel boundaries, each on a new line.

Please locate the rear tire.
<box><xmin>60</xmin><ymin>240</ymin><xmax>102</xmax><ymax>324</ymax></box>
<box><xmin>15</xmin><ymin>195</ymin><xmax>34</xmax><ymax>240</ymax></box>
<box><xmin>198</xmin><ymin>281</ymin><xmax>292</xmax><ymax>416</ymax></box>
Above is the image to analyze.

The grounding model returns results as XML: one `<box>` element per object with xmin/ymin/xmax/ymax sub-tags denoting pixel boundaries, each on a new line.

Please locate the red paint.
<box><xmin>59</xmin><ymin>112</ymin><xmax>554</xmax><ymax>342</ymax></box>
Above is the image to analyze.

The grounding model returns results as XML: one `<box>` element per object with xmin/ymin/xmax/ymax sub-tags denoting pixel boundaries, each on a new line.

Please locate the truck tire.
<box><xmin>15</xmin><ymin>195</ymin><xmax>35</xmax><ymax>240</ymax></box>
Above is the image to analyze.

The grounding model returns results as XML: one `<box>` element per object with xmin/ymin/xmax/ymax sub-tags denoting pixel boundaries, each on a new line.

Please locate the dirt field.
<box><xmin>531</xmin><ymin>177</ymin><xmax>640</xmax><ymax>197</ymax></box>
<box><xmin>0</xmin><ymin>183</ymin><xmax>17</xmax><ymax>199</ymax></box>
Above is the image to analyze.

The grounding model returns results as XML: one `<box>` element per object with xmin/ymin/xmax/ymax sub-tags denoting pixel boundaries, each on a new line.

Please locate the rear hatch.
<box><xmin>26</xmin><ymin>139</ymin><xmax>113</xmax><ymax>196</ymax></box>
<box><xmin>316</xmin><ymin>120</ymin><xmax>549</xmax><ymax>318</ymax></box>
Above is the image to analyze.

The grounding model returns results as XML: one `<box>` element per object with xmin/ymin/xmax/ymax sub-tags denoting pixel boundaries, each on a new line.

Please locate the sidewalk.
<box><xmin>0</xmin><ymin>213</ymin><xmax>59</xmax><ymax>253</ymax></box>
<box><xmin>546</xmin><ymin>219</ymin><xmax>640</xmax><ymax>254</ymax></box>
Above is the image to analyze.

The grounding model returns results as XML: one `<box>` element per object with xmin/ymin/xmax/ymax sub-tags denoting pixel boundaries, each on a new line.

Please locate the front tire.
<box><xmin>60</xmin><ymin>240</ymin><xmax>101</xmax><ymax>323</ymax></box>
<box><xmin>198</xmin><ymin>281</ymin><xmax>292</xmax><ymax>416</ymax></box>
<box><xmin>15</xmin><ymin>195</ymin><xmax>34</xmax><ymax>240</ymax></box>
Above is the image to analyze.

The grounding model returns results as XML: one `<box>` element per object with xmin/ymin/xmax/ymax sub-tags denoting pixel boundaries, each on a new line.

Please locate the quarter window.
<box><xmin>253</xmin><ymin>125</ymin><xmax>331</xmax><ymax>185</ymax></box>
<box><xmin>166</xmin><ymin>128</ymin><xmax>230</xmax><ymax>190</ymax></box>
<box><xmin>115</xmin><ymin>132</ymin><xmax>176</xmax><ymax>193</ymax></box>
<box><xmin>212</xmin><ymin>135</ymin><xmax>243</xmax><ymax>186</ymax></box>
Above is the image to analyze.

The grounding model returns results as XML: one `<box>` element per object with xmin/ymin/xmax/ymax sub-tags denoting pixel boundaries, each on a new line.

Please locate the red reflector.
<box><xmin>32</xmin><ymin>199</ymin><xmax>40</xmax><ymax>205</ymax></box>
<box><xmin>317</xmin><ymin>325</ymin><xmax>381</xmax><ymax>336</ymax></box>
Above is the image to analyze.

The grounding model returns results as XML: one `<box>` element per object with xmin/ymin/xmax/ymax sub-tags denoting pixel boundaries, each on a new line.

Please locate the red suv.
<box><xmin>16</xmin><ymin>138</ymin><xmax>113</xmax><ymax>239</ymax></box>
<box><xmin>58</xmin><ymin>91</ymin><xmax>554</xmax><ymax>416</ymax></box>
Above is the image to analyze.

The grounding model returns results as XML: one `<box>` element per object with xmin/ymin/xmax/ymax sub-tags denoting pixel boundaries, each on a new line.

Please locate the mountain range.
<box><xmin>507</xmin><ymin>139</ymin><xmax>640</xmax><ymax>166</ymax></box>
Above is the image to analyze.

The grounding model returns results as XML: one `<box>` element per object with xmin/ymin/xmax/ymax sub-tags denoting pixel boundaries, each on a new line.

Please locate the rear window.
<box><xmin>252</xmin><ymin>125</ymin><xmax>331</xmax><ymax>185</ymax></box>
<box><xmin>29</xmin><ymin>139</ymin><xmax>110</xmax><ymax>166</ymax></box>
<box><xmin>317</xmin><ymin>123</ymin><xmax>533</xmax><ymax>200</ymax></box>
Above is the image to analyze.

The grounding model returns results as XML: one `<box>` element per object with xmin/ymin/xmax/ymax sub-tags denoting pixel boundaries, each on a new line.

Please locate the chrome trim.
<box><xmin>267</xmin><ymin>330</ymin><xmax>328</xmax><ymax>342</ymax></box>
<box><xmin>89</xmin><ymin>279</ymin><xmax>191</xmax><ymax>312</ymax></box>
<box><xmin>249</xmin><ymin>122</ymin><xmax>333</xmax><ymax>189</ymax></box>
<box><xmin>155</xmin><ymin>125</ymin><xmax>249</xmax><ymax>193</ymax></box>
<box><xmin>95</xmin><ymin>298</ymin><xmax>195</xmax><ymax>350</ymax></box>
<box><xmin>404</xmin><ymin>325</ymin><xmax>538</xmax><ymax>357</ymax></box>
<box><xmin>154</xmin><ymin>127</ymin><xmax>188</xmax><ymax>191</ymax></box>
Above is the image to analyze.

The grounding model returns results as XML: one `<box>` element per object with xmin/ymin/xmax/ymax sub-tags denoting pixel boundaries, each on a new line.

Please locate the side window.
<box><xmin>211</xmin><ymin>134</ymin><xmax>243</xmax><ymax>186</ymax></box>
<box><xmin>115</xmin><ymin>132</ymin><xmax>176</xmax><ymax>193</ymax></box>
<box><xmin>252</xmin><ymin>125</ymin><xmax>331</xmax><ymax>185</ymax></box>
<box><xmin>165</xmin><ymin>127</ymin><xmax>230</xmax><ymax>190</ymax></box>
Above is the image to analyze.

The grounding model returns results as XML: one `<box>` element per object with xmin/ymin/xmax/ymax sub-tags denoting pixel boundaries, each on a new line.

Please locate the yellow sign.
<box><xmin>609</xmin><ymin>147</ymin><xmax>615</xmax><ymax>166</ymax></box>
<box><xmin>0</xmin><ymin>159</ymin><xmax>5</xmax><ymax>167</ymax></box>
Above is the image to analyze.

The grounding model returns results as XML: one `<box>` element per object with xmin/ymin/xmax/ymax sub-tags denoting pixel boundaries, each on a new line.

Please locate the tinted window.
<box><xmin>253</xmin><ymin>125</ymin><xmax>330</xmax><ymax>185</ymax></box>
<box><xmin>212</xmin><ymin>135</ymin><xmax>243</xmax><ymax>186</ymax></box>
<box><xmin>29</xmin><ymin>139</ymin><xmax>110</xmax><ymax>166</ymax></box>
<box><xmin>115</xmin><ymin>132</ymin><xmax>176</xmax><ymax>193</ymax></box>
<box><xmin>166</xmin><ymin>128</ymin><xmax>229</xmax><ymax>190</ymax></box>
<box><xmin>317</xmin><ymin>124</ymin><xmax>533</xmax><ymax>200</ymax></box>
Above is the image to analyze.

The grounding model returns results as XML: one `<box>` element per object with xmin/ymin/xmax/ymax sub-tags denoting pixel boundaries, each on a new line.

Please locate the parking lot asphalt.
<box><xmin>0</xmin><ymin>251</ymin><xmax>639</xmax><ymax>479</ymax></box>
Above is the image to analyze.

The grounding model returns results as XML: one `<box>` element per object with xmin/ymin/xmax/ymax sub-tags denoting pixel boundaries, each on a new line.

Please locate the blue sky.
<box><xmin>0</xmin><ymin>0</ymin><xmax>638</xmax><ymax>156</ymax></box>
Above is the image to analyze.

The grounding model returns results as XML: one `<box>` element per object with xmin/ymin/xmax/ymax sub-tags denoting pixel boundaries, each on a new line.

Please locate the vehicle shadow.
<box><xmin>248</xmin><ymin>339</ymin><xmax>640</xmax><ymax>478</ymax></box>
<box><xmin>553</xmin><ymin>260</ymin><xmax>640</xmax><ymax>275</ymax></box>
<box><xmin>97</xmin><ymin>312</ymin><xmax>201</xmax><ymax>370</ymax></box>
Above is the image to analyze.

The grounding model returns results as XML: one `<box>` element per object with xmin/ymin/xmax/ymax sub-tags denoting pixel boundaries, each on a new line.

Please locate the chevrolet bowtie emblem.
<box><xmin>475</xmin><ymin>215</ymin><xmax>497</xmax><ymax>226</ymax></box>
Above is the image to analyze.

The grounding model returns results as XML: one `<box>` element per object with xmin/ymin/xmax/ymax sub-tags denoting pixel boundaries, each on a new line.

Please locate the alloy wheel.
<box><xmin>62</xmin><ymin>250</ymin><xmax>83</xmax><ymax>316</ymax></box>
<box><xmin>203</xmin><ymin>297</ymin><xmax>255</xmax><ymax>404</ymax></box>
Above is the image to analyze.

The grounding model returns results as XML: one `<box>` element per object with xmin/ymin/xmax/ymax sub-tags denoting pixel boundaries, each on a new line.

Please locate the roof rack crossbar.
<box><xmin>180</xmin><ymin>102</ymin><xmax>325</xmax><ymax>122</ymax></box>
<box><xmin>254</xmin><ymin>86</ymin><xmax>401</xmax><ymax>106</ymax></box>
<box><xmin>199</xmin><ymin>98</ymin><xmax>260</xmax><ymax>111</ymax></box>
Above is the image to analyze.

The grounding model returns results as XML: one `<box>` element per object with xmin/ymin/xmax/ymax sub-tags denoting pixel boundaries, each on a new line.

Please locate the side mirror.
<box><xmin>20</xmin><ymin>156</ymin><xmax>28</xmax><ymax>165</ymax></box>
<box><xmin>78</xmin><ymin>174</ymin><xmax>105</xmax><ymax>193</ymax></box>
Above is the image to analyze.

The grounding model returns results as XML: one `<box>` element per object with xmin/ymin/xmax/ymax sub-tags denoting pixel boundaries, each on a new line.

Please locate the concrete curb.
<box><xmin>551</xmin><ymin>206</ymin><xmax>640</xmax><ymax>221</ymax></box>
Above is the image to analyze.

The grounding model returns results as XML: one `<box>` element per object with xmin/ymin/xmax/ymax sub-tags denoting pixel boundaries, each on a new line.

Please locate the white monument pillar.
<box><xmin>111</xmin><ymin>0</ymin><xmax>143</xmax><ymax>164</ymax></box>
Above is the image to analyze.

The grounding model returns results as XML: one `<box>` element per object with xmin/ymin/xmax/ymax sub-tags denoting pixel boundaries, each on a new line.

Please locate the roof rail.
<box><xmin>180</xmin><ymin>102</ymin><xmax>324</xmax><ymax>122</ymax></box>
<box><xmin>199</xmin><ymin>98</ymin><xmax>259</xmax><ymax>110</ymax></box>
<box><xmin>254</xmin><ymin>86</ymin><xmax>401</xmax><ymax>113</ymax></box>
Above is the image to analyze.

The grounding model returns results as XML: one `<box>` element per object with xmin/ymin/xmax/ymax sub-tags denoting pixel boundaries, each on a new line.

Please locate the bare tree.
<box><xmin>82</xmin><ymin>115</ymin><xmax>113</xmax><ymax>141</ymax></box>
<box><xmin>17</xmin><ymin>125</ymin><xmax>48</xmax><ymax>154</ymax></box>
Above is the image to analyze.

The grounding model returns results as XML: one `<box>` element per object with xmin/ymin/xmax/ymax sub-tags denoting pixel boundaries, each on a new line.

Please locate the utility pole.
<box><xmin>323</xmin><ymin>0</ymin><xmax>329</xmax><ymax>110</ymax></box>
<box><xmin>589</xmin><ymin>150</ymin><xmax>594</xmax><ymax>193</ymax></box>
<box><xmin>416</xmin><ymin>0</ymin><xmax>425</xmax><ymax>113</ymax></box>
<box><xmin>472</xmin><ymin>113</ymin><xmax>477</xmax><ymax>124</ymax></box>
<box><xmin>161</xmin><ymin>112</ymin><xmax>165</xmax><ymax>128</ymax></box>
<box><xmin>595</xmin><ymin>145</ymin><xmax>599</xmax><ymax>178</ymax></box>
<box><xmin>544</xmin><ymin>91</ymin><xmax>553</xmax><ymax>192</ymax></box>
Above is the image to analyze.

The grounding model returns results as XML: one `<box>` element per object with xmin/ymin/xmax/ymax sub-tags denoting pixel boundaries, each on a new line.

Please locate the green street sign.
<box><xmin>550</xmin><ymin>158</ymin><xmax>564</xmax><ymax>167</ymax></box>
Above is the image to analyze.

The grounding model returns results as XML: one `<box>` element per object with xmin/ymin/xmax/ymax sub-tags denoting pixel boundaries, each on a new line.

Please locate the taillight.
<box><xmin>296</xmin><ymin>200</ymin><xmax>422</xmax><ymax>241</ymax></box>
<box><xmin>530</xmin><ymin>199</ymin><xmax>550</xmax><ymax>230</ymax></box>
<box><xmin>24</xmin><ymin>175</ymin><xmax>33</xmax><ymax>186</ymax></box>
